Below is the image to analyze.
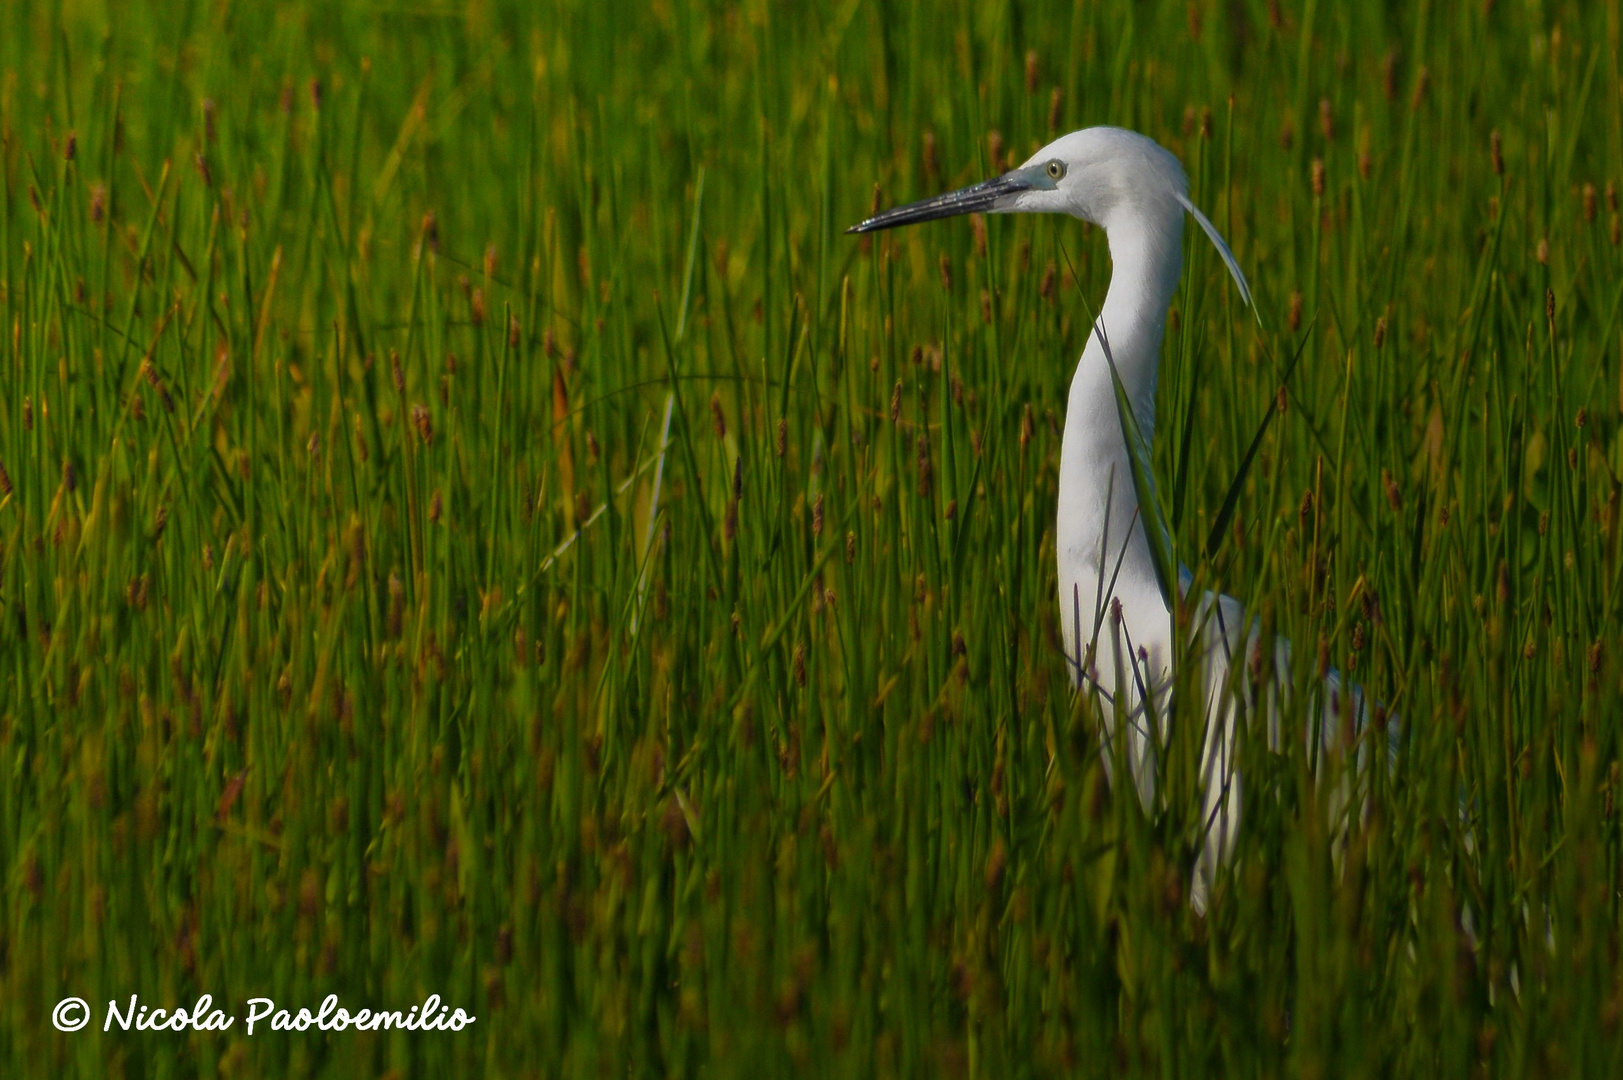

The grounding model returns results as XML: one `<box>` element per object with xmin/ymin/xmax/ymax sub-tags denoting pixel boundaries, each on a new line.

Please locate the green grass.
<box><xmin>3</xmin><ymin>1</ymin><xmax>1622</xmax><ymax>1075</ymax></box>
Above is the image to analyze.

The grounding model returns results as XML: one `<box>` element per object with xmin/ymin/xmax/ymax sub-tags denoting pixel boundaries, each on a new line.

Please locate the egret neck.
<box><xmin>1056</xmin><ymin>209</ymin><xmax>1185</xmax><ymax>707</ymax></box>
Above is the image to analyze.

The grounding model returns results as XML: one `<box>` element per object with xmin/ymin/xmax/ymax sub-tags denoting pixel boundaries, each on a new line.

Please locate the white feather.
<box><xmin>1175</xmin><ymin>191</ymin><xmax>1257</xmax><ymax>318</ymax></box>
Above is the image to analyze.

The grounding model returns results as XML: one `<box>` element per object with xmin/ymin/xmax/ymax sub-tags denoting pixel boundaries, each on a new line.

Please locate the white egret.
<box><xmin>850</xmin><ymin>127</ymin><xmax>1369</xmax><ymax>910</ymax></box>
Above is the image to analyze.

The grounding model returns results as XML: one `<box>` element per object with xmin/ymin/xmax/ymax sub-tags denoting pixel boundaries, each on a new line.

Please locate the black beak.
<box><xmin>846</xmin><ymin>171</ymin><xmax>1037</xmax><ymax>234</ymax></box>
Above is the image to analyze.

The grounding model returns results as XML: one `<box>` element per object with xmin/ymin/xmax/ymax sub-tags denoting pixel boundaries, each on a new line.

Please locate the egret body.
<box><xmin>851</xmin><ymin>127</ymin><xmax>1357</xmax><ymax>908</ymax></box>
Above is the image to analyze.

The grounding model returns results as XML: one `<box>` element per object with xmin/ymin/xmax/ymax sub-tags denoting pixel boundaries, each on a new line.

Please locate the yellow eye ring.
<box><xmin>1046</xmin><ymin>160</ymin><xmax>1066</xmax><ymax>180</ymax></box>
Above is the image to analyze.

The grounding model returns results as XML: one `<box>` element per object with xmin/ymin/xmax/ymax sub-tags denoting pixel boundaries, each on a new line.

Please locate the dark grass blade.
<box><xmin>1204</xmin><ymin>318</ymin><xmax>1315</xmax><ymax>559</ymax></box>
<box><xmin>1099</xmin><ymin>323</ymin><xmax>1178</xmax><ymax>609</ymax></box>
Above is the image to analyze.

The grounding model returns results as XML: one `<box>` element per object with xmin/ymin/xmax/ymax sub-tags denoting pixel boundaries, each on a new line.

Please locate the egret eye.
<box><xmin>1046</xmin><ymin>160</ymin><xmax>1066</xmax><ymax>180</ymax></box>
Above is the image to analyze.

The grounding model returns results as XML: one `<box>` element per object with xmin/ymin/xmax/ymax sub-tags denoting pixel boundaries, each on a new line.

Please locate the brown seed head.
<box><xmin>1490</xmin><ymin>130</ymin><xmax>1503</xmax><ymax>176</ymax></box>
<box><xmin>1288</xmin><ymin>291</ymin><xmax>1303</xmax><ymax>332</ymax></box>
<box><xmin>386</xmin><ymin>573</ymin><xmax>404</xmax><ymax>637</ymax></box>
<box><xmin>710</xmin><ymin>392</ymin><xmax>727</xmax><ymax>440</ymax></box>
<box><xmin>1311</xmin><ymin>158</ymin><xmax>1326</xmax><ymax>198</ymax></box>
<box><xmin>1374</xmin><ymin>316</ymin><xmax>1387</xmax><ymax>349</ymax></box>
<box><xmin>1025</xmin><ymin>50</ymin><xmax>1039</xmax><ymax>94</ymax></box>
<box><xmin>411</xmin><ymin>403</ymin><xmax>433</xmax><ymax>445</ymax></box>
<box><xmin>939</xmin><ymin>253</ymin><xmax>953</xmax><ymax>291</ymax></box>
<box><xmin>1048</xmin><ymin>87</ymin><xmax>1063</xmax><ymax>131</ymax></box>
<box><xmin>1319</xmin><ymin>98</ymin><xmax>1334</xmax><ymax>141</ymax></box>
<box><xmin>1410</xmin><ymin>66</ymin><xmax>1429</xmax><ymax>109</ymax></box>
<box><xmin>775</xmin><ymin>418</ymin><xmax>788</xmax><ymax>458</ymax></box>
<box><xmin>1382</xmin><ymin>468</ymin><xmax>1402</xmax><ymax>512</ymax></box>
<box><xmin>1584</xmin><ymin>183</ymin><xmax>1598</xmax><ymax>223</ymax></box>
<box><xmin>813</xmin><ymin>493</ymin><xmax>824</xmax><ymax>537</ymax></box>
<box><xmin>922</xmin><ymin>131</ymin><xmax>939</xmax><ymax>179</ymax></box>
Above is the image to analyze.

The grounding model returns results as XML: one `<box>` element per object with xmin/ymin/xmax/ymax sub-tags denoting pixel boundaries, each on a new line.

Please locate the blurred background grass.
<box><xmin>1</xmin><ymin>0</ymin><xmax>1621</xmax><ymax>1075</ymax></box>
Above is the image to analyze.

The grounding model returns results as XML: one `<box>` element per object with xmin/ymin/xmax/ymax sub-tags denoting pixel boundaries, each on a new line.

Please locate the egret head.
<box><xmin>849</xmin><ymin>126</ymin><xmax>1251</xmax><ymax>306</ymax></box>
